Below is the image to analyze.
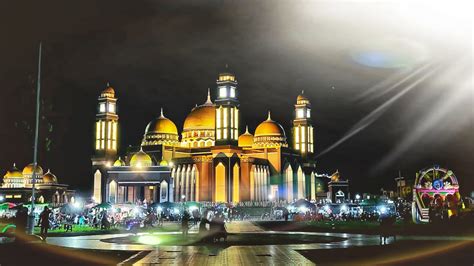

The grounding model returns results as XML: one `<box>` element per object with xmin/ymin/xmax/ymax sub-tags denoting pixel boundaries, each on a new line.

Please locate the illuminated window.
<box><xmin>219</xmin><ymin>87</ymin><xmax>227</xmax><ymax>98</ymax></box>
<box><xmin>108</xmin><ymin>103</ymin><xmax>116</xmax><ymax>113</ymax></box>
<box><xmin>230</xmin><ymin>87</ymin><xmax>236</xmax><ymax>98</ymax></box>
<box><xmin>306</xmin><ymin>109</ymin><xmax>311</xmax><ymax>118</ymax></box>
<box><xmin>216</xmin><ymin>107</ymin><xmax>221</xmax><ymax>129</ymax></box>
<box><xmin>14</xmin><ymin>195</ymin><xmax>22</xmax><ymax>199</ymax></box>
<box><xmin>301</xmin><ymin>126</ymin><xmax>306</xmax><ymax>142</ymax></box>
<box><xmin>5</xmin><ymin>195</ymin><xmax>12</xmax><ymax>199</ymax></box>
<box><xmin>295</xmin><ymin>126</ymin><xmax>299</xmax><ymax>146</ymax></box>
<box><xmin>223</xmin><ymin>128</ymin><xmax>227</xmax><ymax>139</ymax></box>
<box><xmin>107</xmin><ymin>121</ymin><xmax>112</xmax><ymax>149</ymax></box>
<box><xmin>223</xmin><ymin>107</ymin><xmax>228</xmax><ymax>128</ymax></box>
<box><xmin>96</xmin><ymin>122</ymin><xmax>101</xmax><ymax>150</ymax></box>
<box><xmin>235</xmin><ymin>108</ymin><xmax>239</xmax><ymax>130</ymax></box>
<box><xmin>99</xmin><ymin>103</ymin><xmax>106</xmax><ymax>113</ymax></box>
<box><xmin>101</xmin><ymin>121</ymin><xmax>105</xmax><ymax>149</ymax></box>
<box><xmin>297</xmin><ymin>109</ymin><xmax>304</xmax><ymax>118</ymax></box>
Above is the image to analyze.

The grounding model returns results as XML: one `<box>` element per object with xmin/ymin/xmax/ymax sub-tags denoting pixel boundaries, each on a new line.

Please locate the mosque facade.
<box><xmin>92</xmin><ymin>71</ymin><xmax>345</xmax><ymax>204</ymax></box>
<box><xmin>0</xmin><ymin>163</ymin><xmax>75</xmax><ymax>205</ymax></box>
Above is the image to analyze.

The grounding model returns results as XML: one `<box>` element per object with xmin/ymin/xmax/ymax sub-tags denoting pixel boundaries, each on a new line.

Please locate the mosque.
<box><xmin>92</xmin><ymin>71</ymin><xmax>348</xmax><ymax>204</ymax></box>
<box><xmin>0</xmin><ymin>163</ymin><xmax>75</xmax><ymax>205</ymax></box>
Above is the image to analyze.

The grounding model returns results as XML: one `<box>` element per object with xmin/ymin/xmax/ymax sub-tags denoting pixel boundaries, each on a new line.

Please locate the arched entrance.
<box><xmin>215</xmin><ymin>162</ymin><xmax>226</xmax><ymax>202</ymax></box>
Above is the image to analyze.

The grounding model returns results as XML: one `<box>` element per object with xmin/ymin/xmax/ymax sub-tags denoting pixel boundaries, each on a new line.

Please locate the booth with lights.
<box><xmin>412</xmin><ymin>166</ymin><xmax>462</xmax><ymax>223</ymax></box>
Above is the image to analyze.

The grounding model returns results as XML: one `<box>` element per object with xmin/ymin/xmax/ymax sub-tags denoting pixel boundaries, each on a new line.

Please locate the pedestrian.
<box><xmin>182</xmin><ymin>210</ymin><xmax>190</xmax><ymax>236</ymax></box>
<box><xmin>38</xmin><ymin>206</ymin><xmax>51</xmax><ymax>241</ymax></box>
<box><xmin>14</xmin><ymin>206</ymin><xmax>28</xmax><ymax>242</ymax></box>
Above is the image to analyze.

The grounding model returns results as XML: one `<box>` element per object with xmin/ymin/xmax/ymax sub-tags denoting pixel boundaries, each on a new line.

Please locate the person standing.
<box><xmin>38</xmin><ymin>206</ymin><xmax>51</xmax><ymax>241</ymax></box>
<box><xmin>182</xmin><ymin>210</ymin><xmax>190</xmax><ymax>236</ymax></box>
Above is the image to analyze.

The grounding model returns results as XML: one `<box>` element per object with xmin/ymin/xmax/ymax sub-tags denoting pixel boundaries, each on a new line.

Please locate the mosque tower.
<box><xmin>91</xmin><ymin>83</ymin><xmax>119</xmax><ymax>203</ymax></box>
<box><xmin>214</xmin><ymin>68</ymin><xmax>240</xmax><ymax>146</ymax></box>
<box><xmin>292</xmin><ymin>91</ymin><xmax>314</xmax><ymax>156</ymax></box>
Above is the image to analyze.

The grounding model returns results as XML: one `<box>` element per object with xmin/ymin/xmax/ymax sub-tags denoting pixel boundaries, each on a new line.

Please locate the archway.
<box><xmin>109</xmin><ymin>180</ymin><xmax>117</xmax><ymax>203</ymax></box>
<box><xmin>285</xmin><ymin>165</ymin><xmax>293</xmax><ymax>202</ymax></box>
<box><xmin>233</xmin><ymin>163</ymin><xmax>240</xmax><ymax>203</ymax></box>
<box><xmin>215</xmin><ymin>162</ymin><xmax>226</xmax><ymax>202</ymax></box>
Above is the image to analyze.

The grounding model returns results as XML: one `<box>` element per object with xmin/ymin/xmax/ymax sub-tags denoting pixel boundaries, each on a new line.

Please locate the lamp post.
<box><xmin>28</xmin><ymin>42</ymin><xmax>42</xmax><ymax>235</ymax></box>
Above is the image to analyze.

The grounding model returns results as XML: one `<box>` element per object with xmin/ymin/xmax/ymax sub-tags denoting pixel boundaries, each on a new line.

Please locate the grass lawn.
<box><xmin>32</xmin><ymin>222</ymin><xmax>183</xmax><ymax>237</ymax></box>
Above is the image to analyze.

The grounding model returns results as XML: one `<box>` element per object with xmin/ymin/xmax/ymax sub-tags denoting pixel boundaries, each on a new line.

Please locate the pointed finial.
<box><xmin>267</xmin><ymin>111</ymin><xmax>272</xmax><ymax>121</ymax></box>
<box><xmin>13</xmin><ymin>163</ymin><xmax>16</xmax><ymax>168</ymax></box>
<box><xmin>301</xmin><ymin>90</ymin><xmax>304</xmax><ymax>95</ymax></box>
<box><xmin>160</xmin><ymin>107</ymin><xmax>164</xmax><ymax>117</ymax></box>
<box><xmin>225</xmin><ymin>63</ymin><xmax>228</xmax><ymax>69</ymax></box>
<box><xmin>47</xmin><ymin>168</ymin><xmax>51</xmax><ymax>173</ymax></box>
<box><xmin>205</xmin><ymin>88</ymin><xmax>212</xmax><ymax>104</ymax></box>
<box><xmin>106</xmin><ymin>82</ymin><xmax>110</xmax><ymax>87</ymax></box>
<box><xmin>245</xmin><ymin>125</ymin><xmax>249</xmax><ymax>134</ymax></box>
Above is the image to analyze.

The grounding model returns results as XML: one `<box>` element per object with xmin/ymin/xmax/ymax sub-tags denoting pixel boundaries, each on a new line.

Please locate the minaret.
<box><xmin>92</xmin><ymin>82</ymin><xmax>119</xmax><ymax>165</ymax></box>
<box><xmin>215</xmin><ymin>67</ymin><xmax>240</xmax><ymax>146</ymax></box>
<box><xmin>292</xmin><ymin>90</ymin><xmax>314</xmax><ymax>155</ymax></box>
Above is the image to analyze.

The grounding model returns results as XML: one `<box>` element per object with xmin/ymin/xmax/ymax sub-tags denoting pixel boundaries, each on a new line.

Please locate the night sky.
<box><xmin>0</xmin><ymin>0</ymin><xmax>472</xmax><ymax>195</ymax></box>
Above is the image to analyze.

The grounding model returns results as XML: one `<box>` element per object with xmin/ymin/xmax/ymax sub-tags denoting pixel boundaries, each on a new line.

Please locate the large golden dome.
<box><xmin>22</xmin><ymin>163</ymin><xmax>44</xmax><ymax>176</ymax></box>
<box><xmin>4</xmin><ymin>163</ymin><xmax>23</xmax><ymax>179</ymax></box>
<box><xmin>183</xmin><ymin>94</ymin><xmax>215</xmax><ymax>131</ymax></box>
<box><xmin>130</xmin><ymin>148</ymin><xmax>153</xmax><ymax>168</ymax></box>
<box><xmin>42</xmin><ymin>170</ymin><xmax>58</xmax><ymax>184</ymax></box>
<box><xmin>254</xmin><ymin>112</ymin><xmax>286</xmax><ymax>137</ymax></box>
<box><xmin>238</xmin><ymin>126</ymin><xmax>254</xmax><ymax>147</ymax></box>
<box><xmin>145</xmin><ymin>109</ymin><xmax>178</xmax><ymax>135</ymax></box>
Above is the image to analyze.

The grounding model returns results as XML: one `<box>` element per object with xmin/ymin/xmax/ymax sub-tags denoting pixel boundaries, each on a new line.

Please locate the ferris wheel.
<box><xmin>412</xmin><ymin>165</ymin><xmax>461</xmax><ymax>223</ymax></box>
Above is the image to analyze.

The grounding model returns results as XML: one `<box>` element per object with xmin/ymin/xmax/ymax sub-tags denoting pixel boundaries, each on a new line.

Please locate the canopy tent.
<box><xmin>0</xmin><ymin>202</ymin><xmax>16</xmax><ymax>210</ymax></box>
<box><xmin>93</xmin><ymin>202</ymin><xmax>112</xmax><ymax>209</ymax></box>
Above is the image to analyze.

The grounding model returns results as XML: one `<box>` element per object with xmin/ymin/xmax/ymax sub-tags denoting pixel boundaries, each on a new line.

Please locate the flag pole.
<box><xmin>28</xmin><ymin>42</ymin><xmax>42</xmax><ymax>235</ymax></box>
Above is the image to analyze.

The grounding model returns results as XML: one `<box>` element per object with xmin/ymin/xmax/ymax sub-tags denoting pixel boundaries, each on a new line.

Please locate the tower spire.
<box><xmin>267</xmin><ymin>111</ymin><xmax>272</xmax><ymax>121</ymax></box>
<box><xmin>160</xmin><ymin>107</ymin><xmax>164</xmax><ymax>117</ymax></box>
<box><xmin>205</xmin><ymin>88</ymin><xmax>212</xmax><ymax>104</ymax></box>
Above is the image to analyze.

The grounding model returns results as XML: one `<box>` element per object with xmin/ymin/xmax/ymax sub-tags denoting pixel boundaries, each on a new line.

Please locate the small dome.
<box><xmin>145</xmin><ymin>109</ymin><xmax>178</xmax><ymax>135</ymax></box>
<box><xmin>42</xmin><ymin>169</ymin><xmax>58</xmax><ymax>184</ymax></box>
<box><xmin>159</xmin><ymin>160</ymin><xmax>169</xmax><ymax>166</ymax></box>
<box><xmin>101</xmin><ymin>82</ymin><xmax>115</xmax><ymax>98</ymax></box>
<box><xmin>183</xmin><ymin>93</ymin><xmax>215</xmax><ymax>131</ymax></box>
<box><xmin>217</xmin><ymin>72</ymin><xmax>236</xmax><ymax>82</ymax></box>
<box><xmin>254</xmin><ymin>112</ymin><xmax>286</xmax><ymax>137</ymax></box>
<box><xmin>296</xmin><ymin>90</ymin><xmax>310</xmax><ymax>105</ymax></box>
<box><xmin>130</xmin><ymin>148</ymin><xmax>153</xmax><ymax>167</ymax></box>
<box><xmin>238</xmin><ymin>126</ymin><xmax>254</xmax><ymax>147</ymax></box>
<box><xmin>22</xmin><ymin>163</ymin><xmax>44</xmax><ymax>176</ymax></box>
<box><xmin>330</xmin><ymin>170</ymin><xmax>341</xmax><ymax>182</ymax></box>
<box><xmin>4</xmin><ymin>163</ymin><xmax>23</xmax><ymax>179</ymax></box>
<box><xmin>113</xmin><ymin>157</ymin><xmax>126</xmax><ymax>167</ymax></box>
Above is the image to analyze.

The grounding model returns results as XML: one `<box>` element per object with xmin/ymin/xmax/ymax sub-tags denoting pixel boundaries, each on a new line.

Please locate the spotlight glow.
<box><xmin>138</xmin><ymin>235</ymin><xmax>161</xmax><ymax>245</ymax></box>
